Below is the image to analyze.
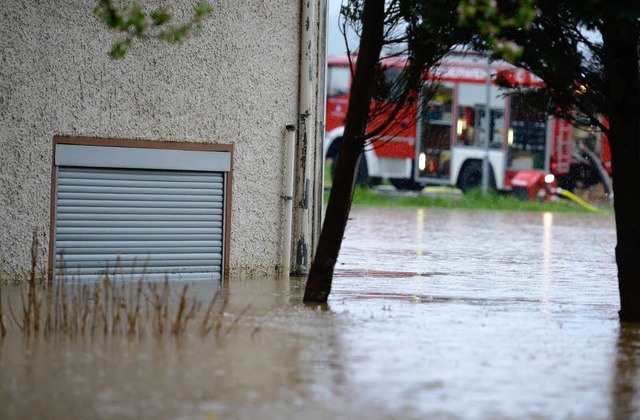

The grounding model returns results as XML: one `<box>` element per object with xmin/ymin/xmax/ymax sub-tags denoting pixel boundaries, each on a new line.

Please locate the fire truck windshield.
<box><xmin>327</xmin><ymin>65</ymin><xmax>350</xmax><ymax>98</ymax></box>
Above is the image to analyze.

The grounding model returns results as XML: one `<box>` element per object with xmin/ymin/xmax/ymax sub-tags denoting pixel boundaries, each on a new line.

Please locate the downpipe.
<box><xmin>291</xmin><ymin>0</ymin><xmax>316</xmax><ymax>275</ymax></box>
<box><xmin>282</xmin><ymin>124</ymin><xmax>297</xmax><ymax>274</ymax></box>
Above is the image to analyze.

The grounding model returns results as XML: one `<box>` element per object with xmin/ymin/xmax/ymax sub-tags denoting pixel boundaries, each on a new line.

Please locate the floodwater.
<box><xmin>1</xmin><ymin>207</ymin><xmax>635</xmax><ymax>419</ymax></box>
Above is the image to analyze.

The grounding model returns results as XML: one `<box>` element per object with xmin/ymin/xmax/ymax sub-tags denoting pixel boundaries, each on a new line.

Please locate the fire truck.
<box><xmin>324</xmin><ymin>53</ymin><xmax>612</xmax><ymax>200</ymax></box>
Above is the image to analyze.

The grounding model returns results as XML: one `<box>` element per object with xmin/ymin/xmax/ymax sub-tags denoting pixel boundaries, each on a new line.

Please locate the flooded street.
<box><xmin>1</xmin><ymin>207</ymin><xmax>635</xmax><ymax>419</ymax></box>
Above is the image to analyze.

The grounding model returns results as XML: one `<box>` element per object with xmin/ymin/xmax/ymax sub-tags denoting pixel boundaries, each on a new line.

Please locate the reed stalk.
<box><xmin>102</xmin><ymin>276</ymin><xmax>110</xmax><ymax>335</ymax></box>
<box><xmin>0</xmin><ymin>269</ymin><xmax>6</xmax><ymax>338</ymax></box>
<box><xmin>29</xmin><ymin>231</ymin><xmax>40</xmax><ymax>335</ymax></box>
<box><xmin>171</xmin><ymin>284</ymin><xmax>189</xmax><ymax>335</ymax></box>
<box><xmin>224</xmin><ymin>304</ymin><xmax>251</xmax><ymax>337</ymax></box>
<box><xmin>125</xmin><ymin>278</ymin><xmax>143</xmax><ymax>336</ymax></box>
<box><xmin>43</xmin><ymin>281</ymin><xmax>52</xmax><ymax>337</ymax></box>
<box><xmin>20</xmin><ymin>284</ymin><xmax>29</xmax><ymax>335</ymax></box>
<box><xmin>80</xmin><ymin>285</ymin><xmax>90</xmax><ymax>335</ymax></box>
<box><xmin>200</xmin><ymin>288</ymin><xmax>220</xmax><ymax>337</ymax></box>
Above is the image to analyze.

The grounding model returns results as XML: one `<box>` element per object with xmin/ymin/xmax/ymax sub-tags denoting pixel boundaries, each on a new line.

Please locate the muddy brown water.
<box><xmin>1</xmin><ymin>207</ymin><xmax>635</xmax><ymax>419</ymax></box>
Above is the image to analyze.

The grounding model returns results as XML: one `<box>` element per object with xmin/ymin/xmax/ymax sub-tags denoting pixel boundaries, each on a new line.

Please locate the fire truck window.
<box><xmin>469</xmin><ymin>107</ymin><xmax>504</xmax><ymax>148</ymax></box>
<box><xmin>422</xmin><ymin>86</ymin><xmax>453</xmax><ymax>122</ymax></box>
<box><xmin>507</xmin><ymin>95</ymin><xmax>548</xmax><ymax>170</ymax></box>
<box><xmin>491</xmin><ymin>110</ymin><xmax>505</xmax><ymax>148</ymax></box>
<box><xmin>327</xmin><ymin>66</ymin><xmax>350</xmax><ymax>98</ymax></box>
<box><xmin>456</xmin><ymin>106</ymin><xmax>475</xmax><ymax>146</ymax></box>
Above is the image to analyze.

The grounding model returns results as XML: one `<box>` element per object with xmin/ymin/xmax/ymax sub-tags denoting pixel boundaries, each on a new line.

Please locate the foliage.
<box><xmin>499</xmin><ymin>2</ymin><xmax>606</xmax><ymax>130</ymax></box>
<box><xmin>93</xmin><ymin>0</ymin><xmax>213</xmax><ymax>58</ymax></box>
<box><xmin>456</xmin><ymin>1</ymin><xmax>634</xmax><ymax>132</ymax></box>
<box><xmin>457</xmin><ymin>0</ymin><xmax>538</xmax><ymax>61</ymax></box>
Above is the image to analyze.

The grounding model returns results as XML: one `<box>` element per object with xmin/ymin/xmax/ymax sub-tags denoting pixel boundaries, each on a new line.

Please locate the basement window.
<box><xmin>48</xmin><ymin>137</ymin><xmax>232</xmax><ymax>282</ymax></box>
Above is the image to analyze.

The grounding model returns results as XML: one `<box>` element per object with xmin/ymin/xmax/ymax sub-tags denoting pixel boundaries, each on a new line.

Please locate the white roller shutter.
<box><xmin>52</xmin><ymin>144</ymin><xmax>230</xmax><ymax>282</ymax></box>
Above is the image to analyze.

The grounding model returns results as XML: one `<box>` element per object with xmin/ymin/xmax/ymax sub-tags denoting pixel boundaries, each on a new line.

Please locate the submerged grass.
<box><xmin>1</xmin><ymin>272</ymin><xmax>249</xmax><ymax>341</ymax></box>
<box><xmin>0</xmin><ymin>235</ymin><xmax>251</xmax><ymax>341</ymax></box>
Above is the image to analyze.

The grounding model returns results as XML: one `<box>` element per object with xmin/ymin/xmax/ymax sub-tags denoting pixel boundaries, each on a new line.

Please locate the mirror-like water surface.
<box><xmin>2</xmin><ymin>208</ymin><xmax>634</xmax><ymax>419</ymax></box>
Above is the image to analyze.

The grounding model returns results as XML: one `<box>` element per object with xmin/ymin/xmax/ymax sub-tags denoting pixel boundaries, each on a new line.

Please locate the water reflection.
<box><xmin>337</xmin><ymin>207</ymin><xmax>617</xmax><ymax>306</ymax></box>
<box><xmin>0</xmin><ymin>208</ymin><xmax>631</xmax><ymax>419</ymax></box>
<box><xmin>613</xmin><ymin>324</ymin><xmax>640</xmax><ymax>418</ymax></box>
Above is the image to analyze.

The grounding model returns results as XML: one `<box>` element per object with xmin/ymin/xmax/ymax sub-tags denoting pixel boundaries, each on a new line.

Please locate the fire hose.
<box><xmin>553</xmin><ymin>187</ymin><xmax>608</xmax><ymax>214</ymax></box>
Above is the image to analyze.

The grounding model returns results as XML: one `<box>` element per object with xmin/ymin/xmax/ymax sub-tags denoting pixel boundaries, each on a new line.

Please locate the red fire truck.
<box><xmin>324</xmin><ymin>53</ymin><xmax>612</xmax><ymax>199</ymax></box>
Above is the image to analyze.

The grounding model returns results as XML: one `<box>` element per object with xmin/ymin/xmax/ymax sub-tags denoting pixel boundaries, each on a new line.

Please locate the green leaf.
<box><xmin>150</xmin><ymin>8</ymin><xmax>172</xmax><ymax>26</ymax></box>
<box><xmin>108</xmin><ymin>39</ymin><xmax>132</xmax><ymax>59</ymax></box>
<box><xmin>93</xmin><ymin>2</ymin><xmax>123</xmax><ymax>29</ymax></box>
<box><xmin>194</xmin><ymin>1</ymin><xmax>213</xmax><ymax>17</ymax></box>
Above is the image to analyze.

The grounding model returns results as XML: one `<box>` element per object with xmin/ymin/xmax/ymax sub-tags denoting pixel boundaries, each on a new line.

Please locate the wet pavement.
<box><xmin>1</xmin><ymin>207</ymin><xmax>635</xmax><ymax>419</ymax></box>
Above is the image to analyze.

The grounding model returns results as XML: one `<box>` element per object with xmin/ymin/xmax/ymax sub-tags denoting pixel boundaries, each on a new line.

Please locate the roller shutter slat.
<box><xmin>58</xmin><ymin>193</ymin><xmax>221</xmax><ymax>202</ymax></box>
<box><xmin>56</xmin><ymin>233</ymin><xmax>222</xmax><ymax>242</ymax></box>
<box><xmin>58</xmin><ymin>272</ymin><xmax>222</xmax><ymax>282</ymax></box>
<box><xmin>57</xmin><ymin>246</ymin><xmax>222</xmax><ymax>255</ymax></box>
<box><xmin>58</xmin><ymin>265</ymin><xmax>221</xmax><ymax>275</ymax></box>
<box><xmin>57</xmin><ymin>199</ymin><xmax>221</xmax><ymax>208</ymax></box>
<box><xmin>60</xmin><ymin>203</ymin><xmax>222</xmax><ymax>216</ymax></box>
<box><xmin>56</xmin><ymin>258</ymin><xmax>222</xmax><ymax>269</ymax></box>
<box><xmin>58</xmin><ymin>186</ymin><xmax>222</xmax><ymax>196</ymax></box>
<box><xmin>57</xmin><ymin>252</ymin><xmax>221</xmax><ymax>261</ymax></box>
<box><xmin>57</xmin><ymin>227</ymin><xmax>222</xmax><ymax>235</ymax></box>
<box><xmin>56</xmin><ymin>213</ymin><xmax>222</xmax><ymax>221</ymax></box>
<box><xmin>58</xmin><ymin>178</ymin><xmax>222</xmax><ymax>187</ymax></box>
<box><xmin>58</xmin><ymin>167</ymin><xmax>222</xmax><ymax>182</ymax></box>
<box><xmin>57</xmin><ymin>220</ymin><xmax>222</xmax><ymax>228</ymax></box>
<box><xmin>58</xmin><ymin>178</ymin><xmax>223</xmax><ymax>189</ymax></box>
<box><xmin>56</xmin><ymin>240</ymin><xmax>222</xmax><ymax>248</ymax></box>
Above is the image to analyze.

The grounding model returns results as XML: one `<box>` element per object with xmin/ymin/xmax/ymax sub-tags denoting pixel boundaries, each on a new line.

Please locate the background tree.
<box><xmin>460</xmin><ymin>0</ymin><xmax>640</xmax><ymax>322</ymax></box>
<box><xmin>303</xmin><ymin>0</ymin><xmax>476</xmax><ymax>303</ymax></box>
<box><xmin>461</xmin><ymin>0</ymin><xmax>611</xmax><ymax>193</ymax></box>
<box><xmin>302</xmin><ymin>0</ymin><xmax>386</xmax><ymax>303</ymax></box>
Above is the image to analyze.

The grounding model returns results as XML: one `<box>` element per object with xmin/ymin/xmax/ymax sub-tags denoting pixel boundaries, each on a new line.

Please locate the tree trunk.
<box><xmin>303</xmin><ymin>0</ymin><xmax>385</xmax><ymax>303</ymax></box>
<box><xmin>601</xmin><ymin>13</ymin><xmax>640</xmax><ymax>322</ymax></box>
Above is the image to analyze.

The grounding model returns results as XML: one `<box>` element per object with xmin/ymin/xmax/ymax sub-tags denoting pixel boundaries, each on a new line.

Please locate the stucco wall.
<box><xmin>0</xmin><ymin>0</ymin><xmax>322</xmax><ymax>281</ymax></box>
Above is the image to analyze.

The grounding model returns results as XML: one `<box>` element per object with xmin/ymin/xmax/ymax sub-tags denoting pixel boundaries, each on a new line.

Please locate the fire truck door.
<box><xmin>418</xmin><ymin>123</ymin><xmax>452</xmax><ymax>179</ymax></box>
<box><xmin>416</xmin><ymin>86</ymin><xmax>454</xmax><ymax>181</ymax></box>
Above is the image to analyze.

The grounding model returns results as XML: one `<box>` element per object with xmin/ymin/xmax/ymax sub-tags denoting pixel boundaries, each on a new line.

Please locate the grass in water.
<box><xmin>0</xmin><ymin>234</ymin><xmax>253</xmax><ymax>341</ymax></box>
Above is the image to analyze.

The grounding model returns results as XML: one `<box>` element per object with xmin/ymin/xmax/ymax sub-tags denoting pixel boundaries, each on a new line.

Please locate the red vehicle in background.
<box><xmin>324</xmin><ymin>52</ymin><xmax>612</xmax><ymax>200</ymax></box>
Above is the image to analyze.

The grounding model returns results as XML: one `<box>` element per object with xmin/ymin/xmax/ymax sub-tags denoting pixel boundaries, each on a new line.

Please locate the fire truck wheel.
<box><xmin>458</xmin><ymin>161</ymin><xmax>494</xmax><ymax>193</ymax></box>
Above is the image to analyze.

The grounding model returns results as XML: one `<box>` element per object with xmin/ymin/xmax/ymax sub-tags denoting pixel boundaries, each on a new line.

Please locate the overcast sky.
<box><xmin>325</xmin><ymin>1</ymin><xmax>603</xmax><ymax>58</ymax></box>
<box><xmin>326</xmin><ymin>0</ymin><xmax>359</xmax><ymax>57</ymax></box>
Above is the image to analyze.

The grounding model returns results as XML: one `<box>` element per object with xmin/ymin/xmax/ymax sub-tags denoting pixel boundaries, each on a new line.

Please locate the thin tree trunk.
<box><xmin>601</xmin><ymin>13</ymin><xmax>640</xmax><ymax>322</ymax></box>
<box><xmin>303</xmin><ymin>0</ymin><xmax>386</xmax><ymax>303</ymax></box>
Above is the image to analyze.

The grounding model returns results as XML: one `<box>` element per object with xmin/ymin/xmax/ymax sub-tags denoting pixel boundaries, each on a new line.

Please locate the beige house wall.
<box><xmin>0</xmin><ymin>0</ymin><xmax>327</xmax><ymax>281</ymax></box>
